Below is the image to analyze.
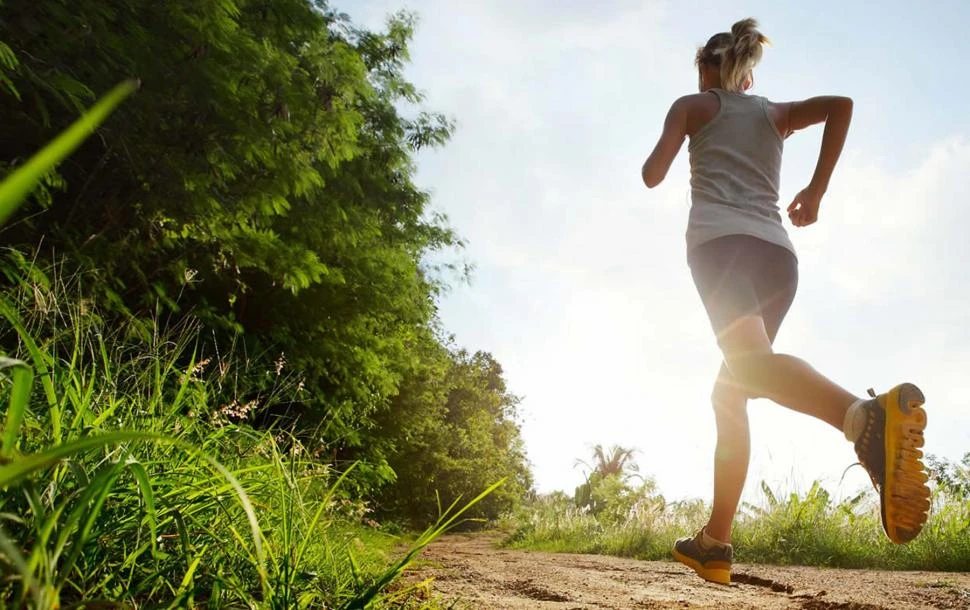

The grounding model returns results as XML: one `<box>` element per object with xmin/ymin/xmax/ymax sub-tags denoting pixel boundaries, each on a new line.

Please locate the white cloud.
<box><xmin>796</xmin><ymin>136</ymin><xmax>970</xmax><ymax>305</ymax></box>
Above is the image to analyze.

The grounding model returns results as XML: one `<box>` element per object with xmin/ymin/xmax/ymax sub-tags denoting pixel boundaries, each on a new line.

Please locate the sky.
<box><xmin>337</xmin><ymin>0</ymin><xmax>970</xmax><ymax>504</ymax></box>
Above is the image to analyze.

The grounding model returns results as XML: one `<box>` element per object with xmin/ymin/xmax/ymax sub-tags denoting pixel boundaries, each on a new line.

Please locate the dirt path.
<box><xmin>404</xmin><ymin>533</ymin><xmax>970</xmax><ymax>609</ymax></box>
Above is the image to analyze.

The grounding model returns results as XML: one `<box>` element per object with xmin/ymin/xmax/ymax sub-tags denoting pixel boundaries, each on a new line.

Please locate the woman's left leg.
<box><xmin>704</xmin><ymin>241</ymin><xmax>798</xmax><ymax>544</ymax></box>
<box><xmin>706</xmin><ymin>363</ymin><xmax>750</xmax><ymax>544</ymax></box>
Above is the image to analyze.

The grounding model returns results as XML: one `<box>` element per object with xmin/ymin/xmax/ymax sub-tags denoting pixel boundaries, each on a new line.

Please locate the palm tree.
<box><xmin>574</xmin><ymin>444</ymin><xmax>641</xmax><ymax>511</ymax></box>
<box><xmin>575</xmin><ymin>444</ymin><xmax>640</xmax><ymax>481</ymax></box>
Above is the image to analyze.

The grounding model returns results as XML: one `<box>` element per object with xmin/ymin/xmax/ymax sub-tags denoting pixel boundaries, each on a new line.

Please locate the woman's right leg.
<box><xmin>717</xmin><ymin>316</ymin><xmax>858</xmax><ymax>430</ymax></box>
<box><xmin>712</xmin><ymin>268</ymin><xmax>929</xmax><ymax>546</ymax></box>
<box><xmin>715</xmin><ymin>315</ymin><xmax>930</xmax><ymax>545</ymax></box>
<box><xmin>689</xmin><ymin>236</ymin><xmax>859</xmax><ymax>431</ymax></box>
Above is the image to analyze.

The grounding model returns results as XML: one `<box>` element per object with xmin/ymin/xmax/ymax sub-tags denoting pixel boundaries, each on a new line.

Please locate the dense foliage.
<box><xmin>0</xmin><ymin>0</ymin><xmax>530</xmax><ymax>528</ymax></box>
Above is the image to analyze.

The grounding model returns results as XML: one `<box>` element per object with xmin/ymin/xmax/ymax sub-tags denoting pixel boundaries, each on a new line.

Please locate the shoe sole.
<box><xmin>672</xmin><ymin>547</ymin><xmax>731</xmax><ymax>585</ymax></box>
<box><xmin>882</xmin><ymin>382</ymin><xmax>930</xmax><ymax>544</ymax></box>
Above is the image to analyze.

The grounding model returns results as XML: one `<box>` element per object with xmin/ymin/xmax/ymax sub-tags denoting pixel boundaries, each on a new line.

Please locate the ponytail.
<box><xmin>697</xmin><ymin>18</ymin><xmax>769</xmax><ymax>93</ymax></box>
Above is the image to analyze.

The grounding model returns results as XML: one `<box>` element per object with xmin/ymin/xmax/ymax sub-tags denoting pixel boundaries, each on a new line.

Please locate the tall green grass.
<box><xmin>0</xmin><ymin>256</ymin><xmax>493</xmax><ymax>608</ymax></box>
<box><xmin>501</xmin><ymin>479</ymin><xmax>970</xmax><ymax>571</ymax></box>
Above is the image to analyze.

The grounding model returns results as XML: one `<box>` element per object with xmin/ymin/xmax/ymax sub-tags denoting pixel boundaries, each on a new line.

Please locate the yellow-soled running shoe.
<box><xmin>854</xmin><ymin>383</ymin><xmax>930</xmax><ymax>544</ymax></box>
<box><xmin>672</xmin><ymin>528</ymin><xmax>732</xmax><ymax>585</ymax></box>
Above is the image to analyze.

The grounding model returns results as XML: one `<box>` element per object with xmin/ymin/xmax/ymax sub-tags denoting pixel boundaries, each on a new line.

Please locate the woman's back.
<box><xmin>686</xmin><ymin>89</ymin><xmax>793</xmax><ymax>255</ymax></box>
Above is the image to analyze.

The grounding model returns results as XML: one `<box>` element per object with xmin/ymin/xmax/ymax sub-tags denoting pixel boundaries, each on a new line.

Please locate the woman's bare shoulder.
<box><xmin>674</xmin><ymin>92</ymin><xmax>720</xmax><ymax>136</ymax></box>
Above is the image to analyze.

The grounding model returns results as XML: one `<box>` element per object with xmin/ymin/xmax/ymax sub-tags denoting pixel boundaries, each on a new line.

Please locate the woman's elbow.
<box><xmin>641</xmin><ymin>165</ymin><xmax>663</xmax><ymax>189</ymax></box>
<box><xmin>829</xmin><ymin>96</ymin><xmax>854</xmax><ymax>116</ymax></box>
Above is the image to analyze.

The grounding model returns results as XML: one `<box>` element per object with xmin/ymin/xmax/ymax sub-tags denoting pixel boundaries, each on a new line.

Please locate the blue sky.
<box><xmin>339</xmin><ymin>0</ymin><xmax>970</xmax><ymax>502</ymax></box>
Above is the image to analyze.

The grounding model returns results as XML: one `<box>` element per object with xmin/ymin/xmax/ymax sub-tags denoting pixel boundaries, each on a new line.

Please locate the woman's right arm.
<box><xmin>782</xmin><ymin>96</ymin><xmax>854</xmax><ymax>227</ymax></box>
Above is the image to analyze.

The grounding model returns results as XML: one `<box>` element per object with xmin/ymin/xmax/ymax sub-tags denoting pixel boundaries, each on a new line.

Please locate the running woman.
<box><xmin>641</xmin><ymin>18</ymin><xmax>931</xmax><ymax>585</ymax></box>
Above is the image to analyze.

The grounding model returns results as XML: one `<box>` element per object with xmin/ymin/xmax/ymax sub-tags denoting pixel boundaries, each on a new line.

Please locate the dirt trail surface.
<box><xmin>404</xmin><ymin>533</ymin><xmax>970</xmax><ymax>609</ymax></box>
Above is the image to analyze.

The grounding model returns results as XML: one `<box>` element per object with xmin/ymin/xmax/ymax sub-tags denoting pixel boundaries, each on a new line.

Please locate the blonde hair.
<box><xmin>695</xmin><ymin>18</ymin><xmax>769</xmax><ymax>93</ymax></box>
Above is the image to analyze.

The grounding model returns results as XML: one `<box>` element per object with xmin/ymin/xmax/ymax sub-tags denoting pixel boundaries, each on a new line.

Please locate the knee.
<box><xmin>722</xmin><ymin>349</ymin><xmax>773</xmax><ymax>391</ymax></box>
<box><xmin>711</xmin><ymin>380</ymin><xmax>747</xmax><ymax>416</ymax></box>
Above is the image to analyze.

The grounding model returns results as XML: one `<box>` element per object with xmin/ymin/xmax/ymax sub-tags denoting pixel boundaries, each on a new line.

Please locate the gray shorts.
<box><xmin>688</xmin><ymin>235</ymin><xmax>798</xmax><ymax>345</ymax></box>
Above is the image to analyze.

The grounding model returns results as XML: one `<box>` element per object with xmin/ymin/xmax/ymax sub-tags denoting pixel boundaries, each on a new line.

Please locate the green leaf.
<box><xmin>0</xmin><ymin>41</ymin><xmax>17</xmax><ymax>70</ymax></box>
<box><xmin>0</xmin><ymin>278</ymin><xmax>61</xmax><ymax>436</ymax></box>
<box><xmin>169</xmin><ymin>550</ymin><xmax>206</xmax><ymax>610</ymax></box>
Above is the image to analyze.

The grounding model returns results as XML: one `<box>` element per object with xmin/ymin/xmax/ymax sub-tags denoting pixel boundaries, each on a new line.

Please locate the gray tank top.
<box><xmin>686</xmin><ymin>89</ymin><xmax>795</xmax><ymax>258</ymax></box>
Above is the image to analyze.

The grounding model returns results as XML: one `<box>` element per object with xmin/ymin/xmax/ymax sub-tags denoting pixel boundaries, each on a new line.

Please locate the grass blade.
<box><xmin>341</xmin><ymin>478</ymin><xmax>506</xmax><ymax>610</ymax></box>
<box><xmin>0</xmin><ymin>521</ymin><xmax>39</xmax><ymax>603</ymax></box>
<box><xmin>0</xmin><ymin>357</ymin><xmax>33</xmax><ymax>458</ymax></box>
<box><xmin>0</xmin><ymin>79</ymin><xmax>139</xmax><ymax>225</ymax></box>
<box><xmin>128</xmin><ymin>460</ymin><xmax>159</xmax><ymax>557</ymax></box>
<box><xmin>168</xmin><ymin>549</ymin><xmax>206</xmax><ymax>610</ymax></box>
<box><xmin>0</xmin><ymin>295</ymin><xmax>59</xmax><ymax>437</ymax></box>
<box><xmin>0</xmin><ymin>431</ymin><xmax>158</xmax><ymax>488</ymax></box>
<box><xmin>55</xmin><ymin>462</ymin><xmax>125</xmax><ymax>588</ymax></box>
<box><xmin>173</xmin><ymin>509</ymin><xmax>192</xmax><ymax>557</ymax></box>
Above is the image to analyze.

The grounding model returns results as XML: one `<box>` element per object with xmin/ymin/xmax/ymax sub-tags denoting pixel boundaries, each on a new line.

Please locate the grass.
<box><xmin>500</xmin><ymin>478</ymin><xmax>970</xmax><ymax>571</ymax></box>
<box><xmin>732</xmin><ymin>480</ymin><xmax>970</xmax><ymax>570</ymax></box>
<box><xmin>0</xmin><ymin>257</ymin><xmax>488</xmax><ymax>608</ymax></box>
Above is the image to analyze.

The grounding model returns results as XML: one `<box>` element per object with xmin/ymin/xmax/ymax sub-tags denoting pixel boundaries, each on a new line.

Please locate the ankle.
<box><xmin>701</xmin><ymin>526</ymin><xmax>731</xmax><ymax>548</ymax></box>
<box><xmin>843</xmin><ymin>397</ymin><xmax>868</xmax><ymax>442</ymax></box>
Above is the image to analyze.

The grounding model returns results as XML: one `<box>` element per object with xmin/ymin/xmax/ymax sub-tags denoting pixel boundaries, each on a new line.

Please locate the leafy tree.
<box><xmin>371</xmin><ymin>347</ymin><xmax>533</xmax><ymax>526</ymax></box>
